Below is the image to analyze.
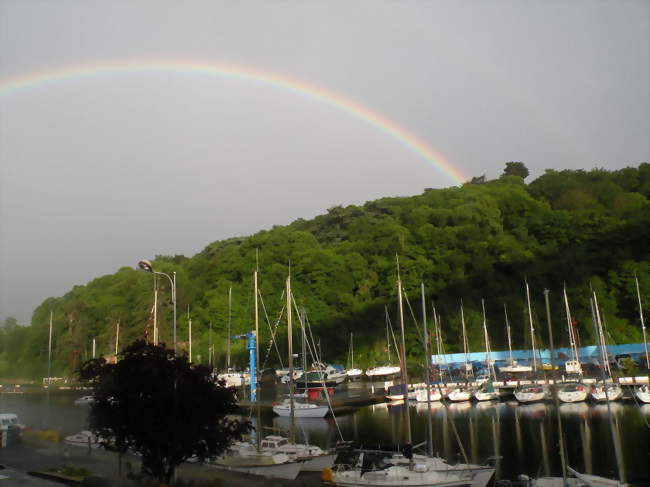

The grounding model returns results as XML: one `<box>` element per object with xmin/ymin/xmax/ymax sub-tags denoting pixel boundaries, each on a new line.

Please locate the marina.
<box><xmin>1</xmin><ymin>380</ymin><xmax>648</xmax><ymax>485</ymax></box>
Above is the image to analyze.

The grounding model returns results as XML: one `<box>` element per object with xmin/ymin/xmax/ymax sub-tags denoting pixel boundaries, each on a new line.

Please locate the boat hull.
<box><xmin>448</xmin><ymin>389</ymin><xmax>472</xmax><ymax>402</ymax></box>
<box><xmin>272</xmin><ymin>405</ymin><xmax>329</xmax><ymax>417</ymax></box>
<box><xmin>514</xmin><ymin>391</ymin><xmax>546</xmax><ymax>403</ymax></box>
<box><xmin>210</xmin><ymin>460</ymin><xmax>302</xmax><ymax>479</ymax></box>
<box><xmin>590</xmin><ymin>385</ymin><xmax>623</xmax><ymax>402</ymax></box>
<box><xmin>473</xmin><ymin>391</ymin><xmax>498</xmax><ymax>401</ymax></box>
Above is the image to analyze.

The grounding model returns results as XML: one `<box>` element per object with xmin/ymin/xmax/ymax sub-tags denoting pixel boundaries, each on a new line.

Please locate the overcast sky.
<box><xmin>0</xmin><ymin>0</ymin><xmax>648</xmax><ymax>323</ymax></box>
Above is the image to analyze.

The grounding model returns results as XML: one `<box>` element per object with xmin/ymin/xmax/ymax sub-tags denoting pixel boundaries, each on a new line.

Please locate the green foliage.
<box><xmin>501</xmin><ymin>161</ymin><xmax>530</xmax><ymax>179</ymax></box>
<box><xmin>1</xmin><ymin>165</ymin><xmax>649</xmax><ymax>378</ymax></box>
<box><xmin>78</xmin><ymin>340</ymin><xmax>249</xmax><ymax>484</ymax></box>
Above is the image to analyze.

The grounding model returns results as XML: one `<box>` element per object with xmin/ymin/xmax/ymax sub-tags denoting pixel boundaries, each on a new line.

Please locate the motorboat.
<box><xmin>0</xmin><ymin>413</ymin><xmax>24</xmax><ymax>431</ymax></box>
<box><xmin>209</xmin><ymin>441</ymin><xmax>303</xmax><ymax>479</ymax></box>
<box><xmin>295</xmin><ymin>370</ymin><xmax>338</xmax><ymax>388</ymax></box>
<box><xmin>260</xmin><ymin>435</ymin><xmax>336</xmax><ymax>471</ymax></box>
<box><xmin>557</xmin><ymin>382</ymin><xmax>588</xmax><ymax>403</ymax></box>
<box><xmin>386</xmin><ymin>383</ymin><xmax>408</xmax><ymax>401</ymax></box>
<box><xmin>514</xmin><ymin>384</ymin><xmax>548</xmax><ymax>403</ymax></box>
<box><xmin>346</xmin><ymin>368</ymin><xmax>364</xmax><ymax>381</ymax></box>
<box><xmin>272</xmin><ymin>398</ymin><xmax>329</xmax><ymax>418</ymax></box>
<box><xmin>216</xmin><ymin>370</ymin><xmax>251</xmax><ymax>388</ymax></box>
<box><xmin>499</xmin><ymin>360</ymin><xmax>533</xmax><ymax>373</ymax></box>
<box><xmin>279</xmin><ymin>368</ymin><xmax>304</xmax><ymax>383</ymax></box>
<box><xmin>64</xmin><ymin>430</ymin><xmax>103</xmax><ymax>449</ymax></box>
<box><xmin>74</xmin><ymin>395</ymin><xmax>95</xmax><ymax>405</ymax></box>
<box><xmin>365</xmin><ymin>365</ymin><xmax>401</xmax><ymax>381</ymax></box>
<box><xmin>590</xmin><ymin>382</ymin><xmax>623</xmax><ymax>402</ymax></box>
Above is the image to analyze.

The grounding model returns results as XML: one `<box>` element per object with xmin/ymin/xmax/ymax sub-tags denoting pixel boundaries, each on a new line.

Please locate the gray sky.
<box><xmin>1</xmin><ymin>0</ymin><xmax>648</xmax><ymax>323</ymax></box>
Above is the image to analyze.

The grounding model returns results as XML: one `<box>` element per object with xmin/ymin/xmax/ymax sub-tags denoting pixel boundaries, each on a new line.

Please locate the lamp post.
<box><xmin>138</xmin><ymin>259</ymin><xmax>177</xmax><ymax>354</ymax></box>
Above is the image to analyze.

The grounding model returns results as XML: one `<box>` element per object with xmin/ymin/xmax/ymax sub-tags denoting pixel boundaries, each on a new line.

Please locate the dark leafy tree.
<box><xmin>502</xmin><ymin>161</ymin><xmax>529</xmax><ymax>179</ymax></box>
<box><xmin>78</xmin><ymin>340</ymin><xmax>250</xmax><ymax>485</ymax></box>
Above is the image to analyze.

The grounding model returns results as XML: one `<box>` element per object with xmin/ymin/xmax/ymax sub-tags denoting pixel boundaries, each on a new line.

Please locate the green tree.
<box><xmin>501</xmin><ymin>161</ymin><xmax>529</xmax><ymax>179</ymax></box>
<box><xmin>78</xmin><ymin>340</ymin><xmax>250</xmax><ymax>485</ymax></box>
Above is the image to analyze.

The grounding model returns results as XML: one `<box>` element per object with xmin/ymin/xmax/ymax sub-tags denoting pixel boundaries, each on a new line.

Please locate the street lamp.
<box><xmin>138</xmin><ymin>259</ymin><xmax>177</xmax><ymax>353</ymax></box>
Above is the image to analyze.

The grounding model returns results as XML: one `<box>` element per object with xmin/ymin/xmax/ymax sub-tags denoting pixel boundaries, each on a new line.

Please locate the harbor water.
<box><xmin>1</xmin><ymin>383</ymin><xmax>648</xmax><ymax>486</ymax></box>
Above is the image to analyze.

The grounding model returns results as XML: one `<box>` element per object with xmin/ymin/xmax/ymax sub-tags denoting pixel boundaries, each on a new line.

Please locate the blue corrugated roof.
<box><xmin>431</xmin><ymin>342</ymin><xmax>647</xmax><ymax>365</ymax></box>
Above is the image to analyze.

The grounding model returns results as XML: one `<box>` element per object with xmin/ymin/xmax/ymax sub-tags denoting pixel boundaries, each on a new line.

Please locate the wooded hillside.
<box><xmin>2</xmin><ymin>164</ymin><xmax>649</xmax><ymax>379</ymax></box>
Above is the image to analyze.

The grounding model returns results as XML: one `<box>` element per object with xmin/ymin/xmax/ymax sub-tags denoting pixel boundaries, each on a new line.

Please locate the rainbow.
<box><xmin>0</xmin><ymin>59</ymin><xmax>466</xmax><ymax>184</ymax></box>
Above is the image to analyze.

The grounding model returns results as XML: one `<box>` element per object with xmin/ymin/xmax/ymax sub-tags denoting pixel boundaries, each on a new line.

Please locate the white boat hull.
<box><xmin>473</xmin><ymin>391</ymin><xmax>498</xmax><ymax>402</ymax></box>
<box><xmin>415</xmin><ymin>389</ymin><xmax>442</xmax><ymax>402</ymax></box>
<box><xmin>448</xmin><ymin>389</ymin><xmax>472</xmax><ymax>402</ymax></box>
<box><xmin>273</xmin><ymin>404</ymin><xmax>329</xmax><ymax>417</ymax></box>
<box><xmin>210</xmin><ymin>460</ymin><xmax>302</xmax><ymax>479</ymax></box>
<box><xmin>636</xmin><ymin>390</ymin><xmax>650</xmax><ymax>403</ymax></box>
<box><xmin>558</xmin><ymin>390</ymin><xmax>588</xmax><ymax>403</ymax></box>
<box><xmin>590</xmin><ymin>385</ymin><xmax>623</xmax><ymax>402</ymax></box>
<box><xmin>514</xmin><ymin>392</ymin><xmax>546</xmax><ymax>403</ymax></box>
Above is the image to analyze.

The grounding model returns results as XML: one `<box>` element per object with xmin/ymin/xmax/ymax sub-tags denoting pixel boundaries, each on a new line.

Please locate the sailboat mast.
<box><xmin>396</xmin><ymin>263</ymin><xmax>412</xmax><ymax>454</ymax></box>
<box><xmin>421</xmin><ymin>282</ymin><xmax>433</xmax><ymax>457</ymax></box>
<box><xmin>188</xmin><ymin>306</ymin><xmax>192</xmax><ymax>362</ymax></box>
<box><xmin>47</xmin><ymin>310</ymin><xmax>53</xmax><ymax>381</ymax></box>
<box><xmin>635</xmin><ymin>275</ymin><xmax>650</xmax><ymax>369</ymax></box>
<box><xmin>287</xmin><ymin>275</ymin><xmax>295</xmax><ymax>443</ymax></box>
<box><xmin>504</xmin><ymin>304</ymin><xmax>513</xmax><ymax>365</ymax></box>
<box><xmin>350</xmin><ymin>333</ymin><xmax>354</xmax><ymax>369</ymax></box>
<box><xmin>481</xmin><ymin>299</ymin><xmax>494</xmax><ymax>380</ymax></box>
<box><xmin>525</xmin><ymin>279</ymin><xmax>537</xmax><ymax>374</ymax></box>
<box><xmin>227</xmin><ymin>286</ymin><xmax>232</xmax><ymax>370</ymax></box>
<box><xmin>208</xmin><ymin>321</ymin><xmax>212</xmax><ymax>368</ymax></box>
<box><xmin>386</xmin><ymin>308</ymin><xmax>391</xmax><ymax>363</ymax></box>
<box><xmin>589</xmin><ymin>294</ymin><xmax>626</xmax><ymax>483</ymax></box>
<box><xmin>254</xmin><ymin>267</ymin><xmax>261</xmax><ymax>451</ymax></box>
<box><xmin>563</xmin><ymin>285</ymin><xmax>581</xmax><ymax>373</ymax></box>
<box><xmin>461</xmin><ymin>301</ymin><xmax>470</xmax><ymax>369</ymax></box>
<box><xmin>593</xmin><ymin>293</ymin><xmax>611</xmax><ymax>377</ymax></box>
<box><xmin>115</xmin><ymin>320</ymin><xmax>120</xmax><ymax>356</ymax></box>
<box><xmin>153</xmin><ymin>274</ymin><xmax>158</xmax><ymax>345</ymax></box>
<box><xmin>543</xmin><ymin>289</ymin><xmax>568</xmax><ymax>484</ymax></box>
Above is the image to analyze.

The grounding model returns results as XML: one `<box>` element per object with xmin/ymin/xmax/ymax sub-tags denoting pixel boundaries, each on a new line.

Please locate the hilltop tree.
<box><xmin>502</xmin><ymin>161</ymin><xmax>529</xmax><ymax>179</ymax></box>
<box><xmin>79</xmin><ymin>340</ymin><xmax>250</xmax><ymax>485</ymax></box>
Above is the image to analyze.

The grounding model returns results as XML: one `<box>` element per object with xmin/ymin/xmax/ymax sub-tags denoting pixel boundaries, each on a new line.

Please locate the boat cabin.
<box><xmin>0</xmin><ymin>413</ymin><xmax>22</xmax><ymax>430</ymax></box>
<box><xmin>261</xmin><ymin>435</ymin><xmax>290</xmax><ymax>449</ymax></box>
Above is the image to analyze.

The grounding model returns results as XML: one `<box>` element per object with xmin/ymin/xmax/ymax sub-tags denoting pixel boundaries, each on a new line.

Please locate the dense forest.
<box><xmin>1</xmin><ymin>164</ymin><xmax>649</xmax><ymax>379</ymax></box>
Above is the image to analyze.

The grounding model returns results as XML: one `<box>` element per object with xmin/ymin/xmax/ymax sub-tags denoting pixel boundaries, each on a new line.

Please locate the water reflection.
<box><xmin>2</xmin><ymin>389</ymin><xmax>648</xmax><ymax>485</ymax></box>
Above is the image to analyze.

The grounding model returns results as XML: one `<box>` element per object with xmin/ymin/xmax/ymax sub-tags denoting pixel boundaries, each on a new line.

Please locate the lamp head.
<box><xmin>138</xmin><ymin>259</ymin><xmax>153</xmax><ymax>273</ymax></box>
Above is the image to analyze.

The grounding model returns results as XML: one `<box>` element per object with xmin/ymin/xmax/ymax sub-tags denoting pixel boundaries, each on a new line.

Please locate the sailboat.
<box><xmin>519</xmin><ymin>292</ymin><xmax>627</xmax><ymax>487</ymax></box>
<box><xmin>346</xmin><ymin>333</ymin><xmax>363</xmax><ymax>381</ymax></box>
<box><xmin>515</xmin><ymin>281</ymin><xmax>548</xmax><ymax>403</ymax></box>
<box><xmin>217</xmin><ymin>286</ymin><xmax>251</xmax><ymax>388</ymax></box>
<box><xmin>563</xmin><ymin>286</ymin><xmax>583</xmax><ymax>376</ymax></box>
<box><xmin>634</xmin><ymin>275</ymin><xmax>650</xmax><ymax>403</ymax></box>
<box><xmin>415</xmin><ymin>290</ymin><xmax>442</xmax><ymax>403</ymax></box>
<box><xmin>499</xmin><ymin>303</ymin><xmax>533</xmax><ymax>374</ymax></box>
<box><xmin>474</xmin><ymin>300</ymin><xmax>499</xmax><ymax>402</ymax></box>
<box><xmin>273</xmin><ymin>274</ymin><xmax>329</xmax><ymax>418</ymax></box>
<box><xmin>586</xmin><ymin>292</ymin><xmax>622</xmax><ymax>402</ymax></box>
<box><xmin>366</xmin><ymin>308</ymin><xmax>402</xmax><ymax>381</ymax></box>
<box><xmin>323</xmin><ymin>271</ymin><xmax>495</xmax><ymax>487</ymax></box>
<box><xmin>447</xmin><ymin>302</ymin><xmax>472</xmax><ymax>403</ymax></box>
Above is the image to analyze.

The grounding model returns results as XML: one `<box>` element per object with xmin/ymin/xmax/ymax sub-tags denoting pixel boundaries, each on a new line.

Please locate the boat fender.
<box><xmin>414</xmin><ymin>464</ymin><xmax>428</xmax><ymax>473</ymax></box>
<box><xmin>321</xmin><ymin>468</ymin><xmax>333</xmax><ymax>482</ymax></box>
